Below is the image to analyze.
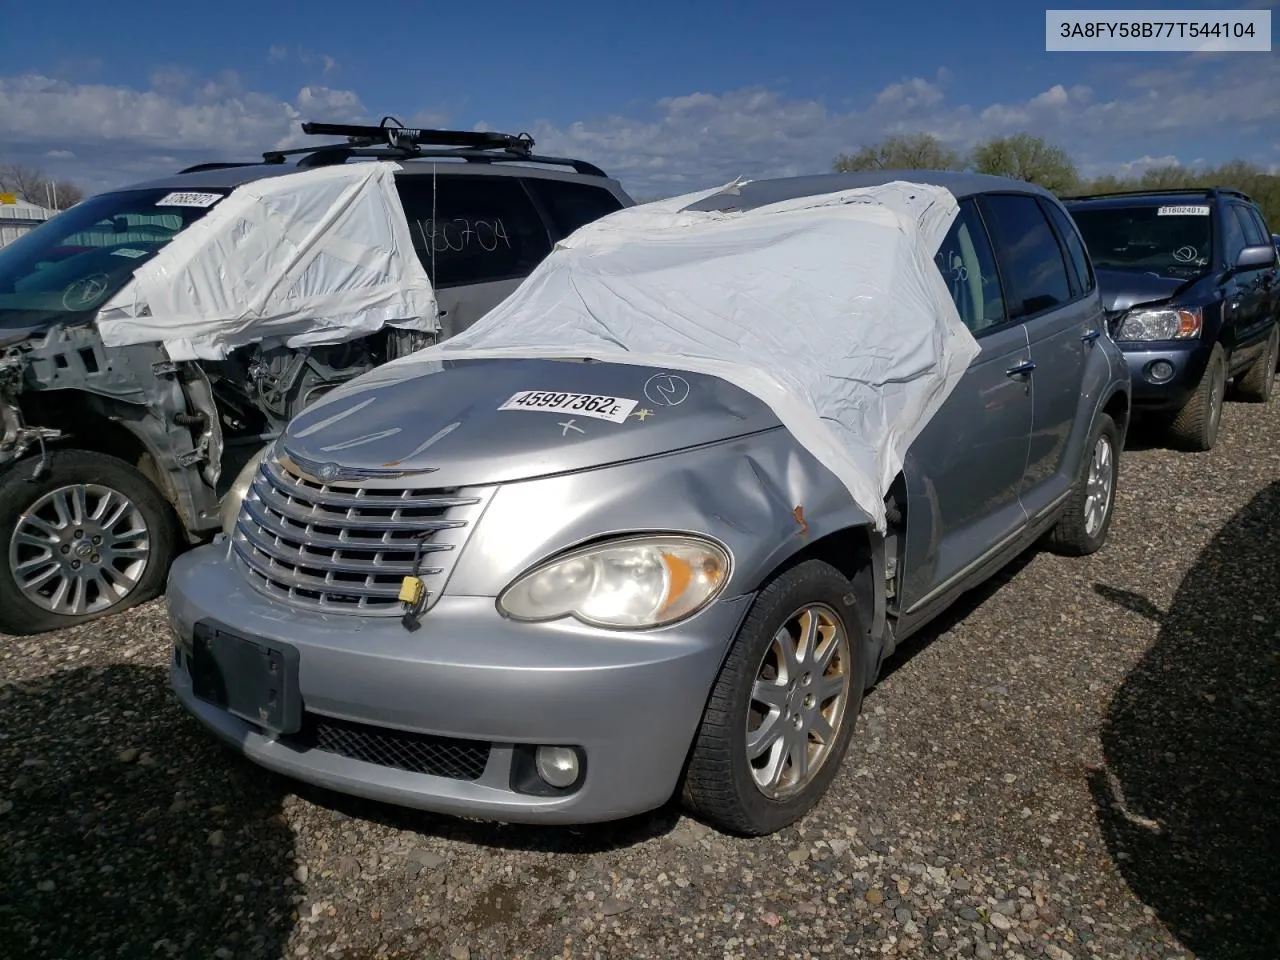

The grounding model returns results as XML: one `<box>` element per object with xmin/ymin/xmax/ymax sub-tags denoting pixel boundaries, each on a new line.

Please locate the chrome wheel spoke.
<box><xmin>746</xmin><ymin>707</ymin><xmax>785</xmax><ymax>759</ymax></box>
<box><xmin>17</xmin><ymin>560</ymin><xmax>61</xmax><ymax>590</ymax></box>
<box><xmin>815</xmin><ymin>674</ymin><xmax>846</xmax><ymax>704</ymax></box>
<box><xmin>809</xmin><ymin>713</ymin><xmax>836</xmax><ymax>745</ymax></box>
<box><xmin>751</xmin><ymin>678</ymin><xmax>789</xmax><ymax>712</ymax></box>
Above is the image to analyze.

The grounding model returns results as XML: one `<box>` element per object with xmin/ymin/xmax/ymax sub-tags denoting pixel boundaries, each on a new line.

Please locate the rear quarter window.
<box><xmin>524</xmin><ymin>179</ymin><xmax>624</xmax><ymax>240</ymax></box>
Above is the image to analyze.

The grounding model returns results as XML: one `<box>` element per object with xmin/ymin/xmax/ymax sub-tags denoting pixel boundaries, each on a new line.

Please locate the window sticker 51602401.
<box><xmin>498</xmin><ymin>390</ymin><xmax>639</xmax><ymax>423</ymax></box>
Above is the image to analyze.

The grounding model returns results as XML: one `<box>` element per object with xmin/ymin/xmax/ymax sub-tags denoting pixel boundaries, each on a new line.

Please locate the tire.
<box><xmin>0</xmin><ymin>449</ymin><xmax>179</xmax><ymax>636</ymax></box>
<box><xmin>1168</xmin><ymin>343</ymin><xmax>1227</xmax><ymax>451</ymax></box>
<box><xmin>681</xmin><ymin>559</ymin><xmax>867</xmax><ymax>836</ymax></box>
<box><xmin>1047</xmin><ymin>412</ymin><xmax>1120</xmax><ymax>557</ymax></box>
<box><xmin>1231</xmin><ymin>325</ymin><xmax>1278</xmax><ymax>403</ymax></box>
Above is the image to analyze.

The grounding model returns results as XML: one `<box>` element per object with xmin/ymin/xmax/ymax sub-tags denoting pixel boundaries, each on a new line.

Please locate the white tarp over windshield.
<box><xmin>341</xmin><ymin>178</ymin><xmax>981</xmax><ymax>531</ymax></box>
<box><xmin>94</xmin><ymin>162</ymin><xmax>438</xmax><ymax>361</ymax></box>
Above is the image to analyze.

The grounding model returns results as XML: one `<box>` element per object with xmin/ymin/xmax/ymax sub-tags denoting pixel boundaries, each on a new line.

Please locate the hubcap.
<box><xmin>1084</xmin><ymin>435</ymin><xmax>1114</xmax><ymax>537</ymax></box>
<box><xmin>745</xmin><ymin>603</ymin><xmax>852</xmax><ymax>800</ymax></box>
<box><xmin>8</xmin><ymin>484</ymin><xmax>151</xmax><ymax>617</ymax></box>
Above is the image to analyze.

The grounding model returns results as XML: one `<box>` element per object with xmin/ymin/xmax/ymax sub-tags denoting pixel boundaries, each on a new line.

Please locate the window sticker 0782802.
<box><xmin>498</xmin><ymin>390</ymin><xmax>639</xmax><ymax>423</ymax></box>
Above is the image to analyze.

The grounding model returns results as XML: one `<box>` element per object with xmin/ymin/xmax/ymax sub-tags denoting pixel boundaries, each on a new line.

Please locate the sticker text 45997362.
<box><xmin>498</xmin><ymin>390</ymin><xmax>638</xmax><ymax>423</ymax></box>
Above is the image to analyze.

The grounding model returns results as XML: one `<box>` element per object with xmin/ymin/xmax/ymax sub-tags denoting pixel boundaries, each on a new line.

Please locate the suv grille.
<box><xmin>231</xmin><ymin>453</ymin><xmax>492</xmax><ymax>615</ymax></box>
<box><xmin>285</xmin><ymin>712</ymin><xmax>491</xmax><ymax>781</ymax></box>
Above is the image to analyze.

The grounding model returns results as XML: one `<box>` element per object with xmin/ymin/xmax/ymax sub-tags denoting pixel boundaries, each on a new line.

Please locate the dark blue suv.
<box><xmin>1064</xmin><ymin>188</ymin><xmax>1279</xmax><ymax>450</ymax></box>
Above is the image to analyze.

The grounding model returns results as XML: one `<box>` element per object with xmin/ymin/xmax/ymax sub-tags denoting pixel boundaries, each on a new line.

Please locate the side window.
<box><xmin>395</xmin><ymin>176</ymin><xmax>552</xmax><ymax>288</ymax></box>
<box><xmin>933</xmin><ymin>200</ymin><xmax>1007</xmax><ymax>334</ymax></box>
<box><xmin>980</xmin><ymin>194</ymin><xmax>1073</xmax><ymax>319</ymax></box>
<box><xmin>524</xmin><ymin>179</ymin><xmax>624</xmax><ymax>240</ymax></box>
<box><xmin>1220</xmin><ymin>204</ymin><xmax>1248</xmax><ymax>265</ymax></box>
<box><xmin>1233</xmin><ymin>204</ymin><xmax>1267</xmax><ymax>247</ymax></box>
<box><xmin>1042</xmin><ymin>199</ymin><xmax>1095</xmax><ymax>296</ymax></box>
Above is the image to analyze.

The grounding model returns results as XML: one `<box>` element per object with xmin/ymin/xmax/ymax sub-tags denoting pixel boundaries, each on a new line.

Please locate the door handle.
<box><xmin>1081</xmin><ymin>329</ymin><xmax>1101</xmax><ymax>344</ymax></box>
<box><xmin>1005</xmin><ymin>359</ymin><xmax>1036</xmax><ymax>378</ymax></box>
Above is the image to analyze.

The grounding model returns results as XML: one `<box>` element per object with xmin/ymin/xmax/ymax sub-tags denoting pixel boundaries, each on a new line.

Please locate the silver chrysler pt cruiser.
<box><xmin>166</xmin><ymin>171</ymin><xmax>1131</xmax><ymax>836</ymax></box>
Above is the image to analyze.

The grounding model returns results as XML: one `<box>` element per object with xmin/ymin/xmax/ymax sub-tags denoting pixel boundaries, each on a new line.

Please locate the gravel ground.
<box><xmin>2</xmin><ymin>395</ymin><xmax>1277</xmax><ymax>960</ymax></box>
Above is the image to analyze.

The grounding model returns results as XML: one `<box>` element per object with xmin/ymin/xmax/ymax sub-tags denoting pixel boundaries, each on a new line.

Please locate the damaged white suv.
<box><xmin>0</xmin><ymin>120</ymin><xmax>632</xmax><ymax>635</ymax></box>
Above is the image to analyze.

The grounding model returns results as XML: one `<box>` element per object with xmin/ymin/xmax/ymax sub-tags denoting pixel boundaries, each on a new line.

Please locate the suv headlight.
<box><xmin>219</xmin><ymin>443</ymin><xmax>272</xmax><ymax>537</ymax></box>
<box><xmin>497</xmin><ymin>535</ymin><xmax>731</xmax><ymax>628</ymax></box>
<box><xmin>1115</xmin><ymin>306</ymin><xmax>1202</xmax><ymax>342</ymax></box>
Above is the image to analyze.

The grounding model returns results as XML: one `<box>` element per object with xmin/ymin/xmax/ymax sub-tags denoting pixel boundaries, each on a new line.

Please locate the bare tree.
<box><xmin>834</xmin><ymin>133</ymin><xmax>965</xmax><ymax>173</ymax></box>
<box><xmin>970</xmin><ymin>134</ymin><xmax>1080</xmax><ymax>193</ymax></box>
<box><xmin>0</xmin><ymin>163</ymin><xmax>84</xmax><ymax>209</ymax></box>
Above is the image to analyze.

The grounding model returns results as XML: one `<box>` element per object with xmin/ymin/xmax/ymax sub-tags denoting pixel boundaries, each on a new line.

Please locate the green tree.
<box><xmin>970</xmin><ymin>134</ymin><xmax>1080</xmax><ymax>193</ymax></box>
<box><xmin>833</xmin><ymin>133</ymin><xmax>965</xmax><ymax>173</ymax></box>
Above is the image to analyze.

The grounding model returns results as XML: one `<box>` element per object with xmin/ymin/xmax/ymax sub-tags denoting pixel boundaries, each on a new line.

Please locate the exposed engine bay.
<box><xmin>0</xmin><ymin>322</ymin><xmax>434</xmax><ymax>537</ymax></box>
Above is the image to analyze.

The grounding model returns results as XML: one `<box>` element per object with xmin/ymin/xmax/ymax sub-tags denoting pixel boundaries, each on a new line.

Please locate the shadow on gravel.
<box><xmin>0</xmin><ymin>664</ymin><xmax>296</xmax><ymax>960</ymax></box>
<box><xmin>289</xmin><ymin>780</ymin><xmax>681</xmax><ymax>855</ymax></box>
<box><xmin>1091</xmin><ymin>480</ymin><xmax>1280</xmax><ymax>960</ymax></box>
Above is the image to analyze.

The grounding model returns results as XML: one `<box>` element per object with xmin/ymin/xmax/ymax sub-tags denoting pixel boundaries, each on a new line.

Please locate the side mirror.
<box><xmin>1235</xmin><ymin>244</ymin><xmax>1278</xmax><ymax>271</ymax></box>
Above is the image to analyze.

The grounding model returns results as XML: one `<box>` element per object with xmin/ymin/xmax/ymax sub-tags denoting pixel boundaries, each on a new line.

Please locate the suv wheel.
<box><xmin>1231</xmin><ymin>325</ymin><xmax>1278</xmax><ymax>403</ymax></box>
<box><xmin>1168</xmin><ymin>343</ymin><xmax>1227</xmax><ymax>451</ymax></box>
<box><xmin>681</xmin><ymin>560</ymin><xmax>866</xmax><ymax>835</ymax></box>
<box><xmin>0</xmin><ymin>450</ymin><xmax>179</xmax><ymax>636</ymax></box>
<box><xmin>1047</xmin><ymin>412</ymin><xmax>1120</xmax><ymax>556</ymax></box>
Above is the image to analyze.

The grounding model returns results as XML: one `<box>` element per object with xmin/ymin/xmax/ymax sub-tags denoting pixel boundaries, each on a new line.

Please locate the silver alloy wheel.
<box><xmin>746</xmin><ymin>603</ymin><xmax>852</xmax><ymax>800</ymax></box>
<box><xmin>1083</xmin><ymin>434</ymin><xmax>1114</xmax><ymax>537</ymax></box>
<box><xmin>8</xmin><ymin>483</ymin><xmax>151</xmax><ymax>616</ymax></box>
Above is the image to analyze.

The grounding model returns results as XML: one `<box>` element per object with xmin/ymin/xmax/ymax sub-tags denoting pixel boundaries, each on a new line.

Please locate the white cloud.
<box><xmin>267</xmin><ymin>45</ymin><xmax>289</xmax><ymax>63</ymax></box>
<box><xmin>0</xmin><ymin>55</ymin><xmax>1276</xmax><ymax>200</ymax></box>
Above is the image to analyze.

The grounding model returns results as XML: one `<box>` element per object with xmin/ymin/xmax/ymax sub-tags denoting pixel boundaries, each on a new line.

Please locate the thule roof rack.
<box><xmin>180</xmin><ymin>116</ymin><xmax>611</xmax><ymax>178</ymax></box>
<box><xmin>1062</xmin><ymin>186</ymin><xmax>1253</xmax><ymax>204</ymax></box>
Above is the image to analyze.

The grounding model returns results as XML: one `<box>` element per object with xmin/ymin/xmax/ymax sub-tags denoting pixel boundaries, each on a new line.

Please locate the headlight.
<box><xmin>1115</xmin><ymin>306</ymin><xmax>1202</xmax><ymax>342</ymax></box>
<box><xmin>497</xmin><ymin>535</ymin><xmax>731</xmax><ymax>628</ymax></box>
<box><xmin>219</xmin><ymin>443</ymin><xmax>272</xmax><ymax>536</ymax></box>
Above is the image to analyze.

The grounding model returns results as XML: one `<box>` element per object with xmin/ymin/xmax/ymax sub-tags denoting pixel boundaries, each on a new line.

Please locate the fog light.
<box><xmin>1148</xmin><ymin>360</ymin><xmax>1175</xmax><ymax>383</ymax></box>
<box><xmin>535</xmin><ymin>746</ymin><xmax>581</xmax><ymax>788</ymax></box>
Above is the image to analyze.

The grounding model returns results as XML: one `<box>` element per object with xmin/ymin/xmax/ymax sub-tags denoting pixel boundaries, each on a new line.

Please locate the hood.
<box><xmin>278</xmin><ymin>357</ymin><xmax>783</xmax><ymax>489</ymax></box>
<box><xmin>1094</xmin><ymin>268</ymin><xmax>1202</xmax><ymax>314</ymax></box>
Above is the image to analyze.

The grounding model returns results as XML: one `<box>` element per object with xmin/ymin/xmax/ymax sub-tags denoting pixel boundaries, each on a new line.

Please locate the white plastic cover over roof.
<box><xmin>95</xmin><ymin>162</ymin><xmax>438</xmax><ymax>361</ymax></box>
<box><xmin>345</xmin><ymin>179</ymin><xmax>981</xmax><ymax>531</ymax></box>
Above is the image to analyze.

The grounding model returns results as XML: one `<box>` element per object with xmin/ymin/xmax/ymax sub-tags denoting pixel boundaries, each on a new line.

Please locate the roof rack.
<box><xmin>1062</xmin><ymin>186</ymin><xmax>1253</xmax><ymax>204</ymax></box>
<box><xmin>254</xmin><ymin>116</ymin><xmax>609</xmax><ymax>178</ymax></box>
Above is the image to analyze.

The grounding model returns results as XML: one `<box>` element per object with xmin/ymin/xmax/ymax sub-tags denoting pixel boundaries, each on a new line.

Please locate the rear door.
<box><xmin>395</xmin><ymin>174</ymin><xmax>554</xmax><ymax>340</ymax></box>
<box><xmin>1228</xmin><ymin>202</ymin><xmax>1278</xmax><ymax>353</ymax></box>
<box><xmin>522</xmin><ymin>177</ymin><xmax>627</xmax><ymax>243</ymax></box>
<box><xmin>899</xmin><ymin>198</ymin><xmax>1034</xmax><ymax>612</ymax></box>
<box><xmin>980</xmin><ymin>192</ymin><xmax>1099</xmax><ymax>520</ymax></box>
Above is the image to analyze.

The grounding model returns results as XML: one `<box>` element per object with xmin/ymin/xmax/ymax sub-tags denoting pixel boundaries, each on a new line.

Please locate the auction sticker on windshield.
<box><xmin>1157</xmin><ymin>205</ymin><xmax>1211</xmax><ymax>216</ymax></box>
<box><xmin>498</xmin><ymin>390</ymin><xmax>639</xmax><ymax>423</ymax></box>
<box><xmin>155</xmin><ymin>191</ymin><xmax>224</xmax><ymax>208</ymax></box>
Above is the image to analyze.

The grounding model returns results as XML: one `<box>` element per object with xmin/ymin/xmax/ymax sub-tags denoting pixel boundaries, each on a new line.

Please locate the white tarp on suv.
<box><xmin>340</xmin><ymin>179</ymin><xmax>981</xmax><ymax>530</ymax></box>
<box><xmin>95</xmin><ymin>162</ymin><xmax>438</xmax><ymax>361</ymax></box>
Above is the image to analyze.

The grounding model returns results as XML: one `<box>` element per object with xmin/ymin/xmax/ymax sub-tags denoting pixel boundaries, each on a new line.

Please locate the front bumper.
<box><xmin>1117</xmin><ymin>340</ymin><xmax>1211</xmax><ymax>412</ymax></box>
<box><xmin>166</xmin><ymin>542</ymin><xmax>753</xmax><ymax>824</ymax></box>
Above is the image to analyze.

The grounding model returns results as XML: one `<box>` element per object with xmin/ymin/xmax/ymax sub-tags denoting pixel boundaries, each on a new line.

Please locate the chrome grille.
<box><xmin>232</xmin><ymin>454</ymin><xmax>491</xmax><ymax>615</ymax></box>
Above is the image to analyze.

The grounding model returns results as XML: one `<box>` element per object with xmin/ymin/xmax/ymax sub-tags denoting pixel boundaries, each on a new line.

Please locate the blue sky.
<box><xmin>3</xmin><ymin>0</ymin><xmax>1277</xmax><ymax>199</ymax></box>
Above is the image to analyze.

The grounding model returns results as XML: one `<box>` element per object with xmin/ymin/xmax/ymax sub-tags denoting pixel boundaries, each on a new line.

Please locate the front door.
<box><xmin>898</xmin><ymin>199</ymin><xmax>1034</xmax><ymax>612</ymax></box>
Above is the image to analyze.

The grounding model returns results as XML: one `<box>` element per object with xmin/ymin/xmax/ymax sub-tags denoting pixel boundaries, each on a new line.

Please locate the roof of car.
<box><xmin>686</xmin><ymin>169</ymin><xmax>1056</xmax><ymax>212</ymax></box>
<box><xmin>1061</xmin><ymin>187</ymin><xmax>1254</xmax><ymax>209</ymax></box>
<box><xmin>110</xmin><ymin>157</ymin><xmax>624</xmax><ymax>195</ymax></box>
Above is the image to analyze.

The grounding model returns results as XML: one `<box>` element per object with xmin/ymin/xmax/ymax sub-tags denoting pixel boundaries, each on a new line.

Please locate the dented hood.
<box><xmin>278</xmin><ymin>357</ymin><xmax>782</xmax><ymax>488</ymax></box>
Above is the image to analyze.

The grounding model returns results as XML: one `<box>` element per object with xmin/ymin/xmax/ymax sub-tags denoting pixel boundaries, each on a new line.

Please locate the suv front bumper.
<box><xmin>166</xmin><ymin>542</ymin><xmax>752</xmax><ymax>824</ymax></box>
<box><xmin>1117</xmin><ymin>339</ymin><xmax>1212</xmax><ymax>412</ymax></box>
